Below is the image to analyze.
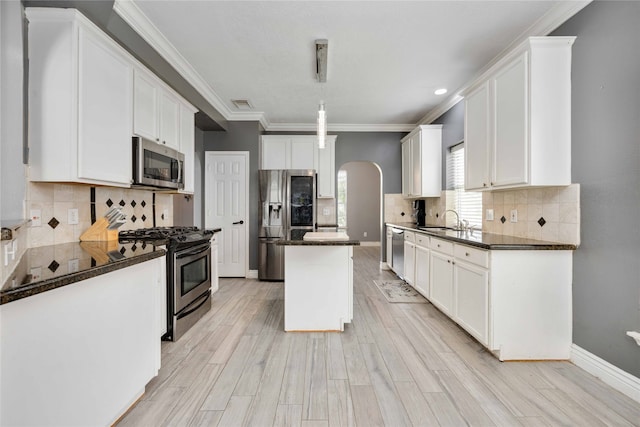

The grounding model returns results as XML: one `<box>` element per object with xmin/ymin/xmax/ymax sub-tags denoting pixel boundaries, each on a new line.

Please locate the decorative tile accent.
<box><xmin>119</xmin><ymin>247</ymin><xmax>126</xmax><ymax>255</ymax></box>
<box><xmin>131</xmin><ymin>215</ymin><xmax>137</xmax><ymax>223</ymax></box>
<box><xmin>119</xmin><ymin>200</ymin><xmax>126</xmax><ymax>207</ymax></box>
<box><xmin>106</xmin><ymin>199</ymin><xmax>113</xmax><ymax>208</ymax></box>
<box><xmin>131</xmin><ymin>244</ymin><xmax>137</xmax><ymax>252</ymax></box>
<box><xmin>500</xmin><ymin>216</ymin><xmax>506</xmax><ymax>224</ymax></box>
<box><xmin>48</xmin><ymin>217</ymin><xmax>60</xmax><ymax>229</ymax></box>
<box><xmin>538</xmin><ymin>217</ymin><xmax>547</xmax><ymax>227</ymax></box>
<box><xmin>48</xmin><ymin>260</ymin><xmax>60</xmax><ymax>272</ymax></box>
<box><xmin>131</xmin><ymin>200</ymin><xmax>136</xmax><ymax>208</ymax></box>
<box><xmin>141</xmin><ymin>214</ymin><xmax>147</xmax><ymax>222</ymax></box>
<box><xmin>141</xmin><ymin>200</ymin><xmax>146</xmax><ymax>208</ymax></box>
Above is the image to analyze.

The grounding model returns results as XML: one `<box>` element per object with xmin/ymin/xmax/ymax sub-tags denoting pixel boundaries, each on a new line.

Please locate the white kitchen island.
<box><xmin>279</xmin><ymin>232</ymin><xmax>360</xmax><ymax>332</ymax></box>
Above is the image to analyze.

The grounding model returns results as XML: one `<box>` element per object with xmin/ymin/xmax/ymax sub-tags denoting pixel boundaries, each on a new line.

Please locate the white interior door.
<box><xmin>205</xmin><ymin>152</ymin><xmax>248</xmax><ymax>277</ymax></box>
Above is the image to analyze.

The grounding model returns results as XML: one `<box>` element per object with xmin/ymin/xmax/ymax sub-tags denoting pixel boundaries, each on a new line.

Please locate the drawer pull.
<box><xmin>465</xmin><ymin>252</ymin><xmax>470</xmax><ymax>256</ymax></box>
<box><xmin>437</xmin><ymin>244</ymin><xmax>441</xmax><ymax>248</ymax></box>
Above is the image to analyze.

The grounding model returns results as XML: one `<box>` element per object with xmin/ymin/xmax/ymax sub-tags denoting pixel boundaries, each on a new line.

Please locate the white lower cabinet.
<box><xmin>0</xmin><ymin>258</ymin><xmax>163</xmax><ymax>426</ymax></box>
<box><xmin>429</xmin><ymin>250</ymin><xmax>454</xmax><ymax>316</ymax></box>
<box><xmin>407</xmin><ymin>228</ymin><xmax>572</xmax><ymax>361</ymax></box>
<box><xmin>414</xmin><ymin>240</ymin><xmax>430</xmax><ymax>298</ymax></box>
<box><xmin>454</xmin><ymin>260</ymin><xmax>489</xmax><ymax>345</ymax></box>
<box><xmin>403</xmin><ymin>231</ymin><xmax>415</xmax><ymax>285</ymax></box>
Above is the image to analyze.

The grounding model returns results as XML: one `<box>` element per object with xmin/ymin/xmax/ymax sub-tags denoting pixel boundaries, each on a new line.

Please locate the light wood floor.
<box><xmin>118</xmin><ymin>246</ymin><xmax>640</xmax><ymax>426</ymax></box>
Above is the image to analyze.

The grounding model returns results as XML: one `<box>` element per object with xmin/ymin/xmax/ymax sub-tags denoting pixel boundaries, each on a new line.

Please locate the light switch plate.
<box><xmin>68</xmin><ymin>208</ymin><xmax>79</xmax><ymax>225</ymax></box>
<box><xmin>510</xmin><ymin>209</ymin><xmax>518</xmax><ymax>223</ymax></box>
<box><xmin>68</xmin><ymin>259</ymin><xmax>79</xmax><ymax>273</ymax></box>
<box><xmin>486</xmin><ymin>209</ymin><xmax>494</xmax><ymax>221</ymax></box>
<box><xmin>322</xmin><ymin>207</ymin><xmax>331</xmax><ymax>216</ymax></box>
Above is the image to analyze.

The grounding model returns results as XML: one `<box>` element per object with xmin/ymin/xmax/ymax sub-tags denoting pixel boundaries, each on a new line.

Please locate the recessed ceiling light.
<box><xmin>434</xmin><ymin>88</ymin><xmax>448</xmax><ymax>96</ymax></box>
<box><xmin>231</xmin><ymin>99</ymin><xmax>253</xmax><ymax>110</ymax></box>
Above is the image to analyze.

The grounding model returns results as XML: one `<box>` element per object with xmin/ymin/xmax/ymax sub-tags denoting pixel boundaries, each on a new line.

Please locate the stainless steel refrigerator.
<box><xmin>258</xmin><ymin>169</ymin><xmax>316</xmax><ymax>281</ymax></box>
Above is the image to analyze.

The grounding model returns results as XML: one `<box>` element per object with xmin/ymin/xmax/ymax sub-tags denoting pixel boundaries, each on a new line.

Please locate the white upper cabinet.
<box><xmin>179</xmin><ymin>102</ymin><xmax>197</xmax><ymax>194</ymax></box>
<box><xmin>28</xmin><ymin>8</ymin><xmax>198</xmax><ymax>189</ymax></box>
<box><xmin>261</xmin><ymin>136</ymin><xmax>291</xmax><ymax>170</ymax></box>
<box><xmin>260</xmin><ymin>135</ymin><xmax>336</xmax><ymax>198</ymax></box>
<box><xmin>27</xmin><ymin>8</ymin><xmax>133</xmax><ymax>187</ymax></box>
<box><xmin>159</xmin><ymin>90</ymin><xmax>181</xmax><ymax>150</ymax></box>
<box><xmin>464</xmin><ymin>37</ymin><xmax>575</xmax><ymax>191</ymax></box>
<box><xmin>401</xmin><ymin>125</ymin><xmax>442</xmax><ymax>198</ymax></box>
<box><xmin>133</xmin><ymin>68</ymin><xmax>160</xmax><ymax>143</ymax></box>
<box><xmin>290</xmin><ymin>138</ymin><xmax>317</xmax><ymax>170</ymax></box>
<box><xmin>133</xmin><ymin>67</ymin><xmax>184</xmax><ymax>151</ymax></box>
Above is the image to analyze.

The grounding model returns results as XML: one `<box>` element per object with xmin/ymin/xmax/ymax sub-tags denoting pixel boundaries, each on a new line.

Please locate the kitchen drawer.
<box><xmin>430</xmin><ymin>237</ymin><xmax>453</xmax><ymax>255</ymax></box>
<box><xmin>415</xmin><ymin>234</ymin><xmax>429</xmax><ymax>248</ymax></box>
<box><xmin>404</xmin><ymin>231</ymin><xmax>415</xmax><ymax>243</ymax></box>
<box><xmin>454</xmin><ymin>244</ymin><xmax>489</xmax><ymax>268</ymax></box>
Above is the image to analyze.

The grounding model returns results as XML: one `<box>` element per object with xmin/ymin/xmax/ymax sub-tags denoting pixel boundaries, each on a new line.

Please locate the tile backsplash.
<box><xmin>26</xmin><ymin>182</ymin><xmax>174</xmax><ymax>248</ymax></box>
<box><xmin>401</xmin><ymin>184</ymin><xmax>580</xmax><ymax>246</ymax></box>
<box><xmin>483</xmin><ymin>184</ymin><xmax>580</xmax><ymax>245</ymax></box>
<box><xmin>384</xmin><ymin>194</ymin><xmax>414</xmax><ymax>223</ymax></box>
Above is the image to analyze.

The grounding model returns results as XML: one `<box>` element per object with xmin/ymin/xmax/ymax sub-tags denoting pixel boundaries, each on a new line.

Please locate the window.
<box><xmin>446</xmin><ymin>142</ymin><xmax>482</xmax><ymax>228</ymax></box>
<box><xmin>337</xmin><ymin>170</ymin><xmax>347</xmax><ymax>228</ymax></box>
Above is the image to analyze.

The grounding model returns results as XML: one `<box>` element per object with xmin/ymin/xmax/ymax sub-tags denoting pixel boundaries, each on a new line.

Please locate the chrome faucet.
<box><xmin>442</xmin><ymin>209</ymin><xmax>461</xmax><ymax>230</ymax></box>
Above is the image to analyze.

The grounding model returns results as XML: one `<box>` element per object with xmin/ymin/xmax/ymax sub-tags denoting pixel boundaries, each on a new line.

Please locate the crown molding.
<box><xmin>113</xmin><ymin>0</ymin><xmax>233</xmax><ymax>119</ymax></box>
<box><xmin>264</xmin><ymin>123</ymin><xmax>415</xmax><ymax>133</ymax></box>
<box><xmin>419</xmin><ymin>0</ymin><xmax>591</xmax><ymax>125</ymax></box>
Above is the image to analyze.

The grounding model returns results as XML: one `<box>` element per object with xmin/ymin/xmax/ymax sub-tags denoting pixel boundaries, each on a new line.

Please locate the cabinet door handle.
<box><xmin>447</xmin><ymin>259</ymin><xmax>451</xmax><ymax>263</ymax></box>
<box><xmin>465</xmin><ymin>252</ymin><xmax>470</xmax><ymax>256</ymax></box>
<box><xmin>232</xmin><ymin>220</ymin><xmax>244</xmax><ymax>225</ymax></box>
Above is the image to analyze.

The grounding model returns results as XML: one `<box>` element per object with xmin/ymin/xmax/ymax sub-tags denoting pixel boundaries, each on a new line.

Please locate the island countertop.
<box><xmin>386</xmin><ymin>222</ymin><xmax>576</xmax><ymax>250</ymax></box>
<box><xmin>1</xmin><ymin>241</ymin><xmax>165</xmax><ymax>305</ymax></box>
<box><xmin>275</xmin><ymin>231</ymin><xmax>360</xmax><ymax>246</ymax></box>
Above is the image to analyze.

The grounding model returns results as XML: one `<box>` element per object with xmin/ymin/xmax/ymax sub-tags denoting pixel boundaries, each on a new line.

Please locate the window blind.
<box><xmin>446</xmin><ymin>143</ymin><xmax>482</xmax><ymax>228</ymax></box>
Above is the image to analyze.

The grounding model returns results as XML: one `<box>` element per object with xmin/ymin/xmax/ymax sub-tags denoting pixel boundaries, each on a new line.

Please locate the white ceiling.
<box><xmin>116</xmin><ymin>1</ymin><xmax>588</xmax><ymax>131</ymax></box>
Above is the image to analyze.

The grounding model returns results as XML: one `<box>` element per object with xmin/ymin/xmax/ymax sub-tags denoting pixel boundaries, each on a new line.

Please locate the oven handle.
<box><xmin>176</xmin><ymin>243</ymin><xmax>211</xmax><ymax>259</ymax></box>
<box><xmin>177</xmin><ymin>291</ymin><xmax>211</xmax><ymax>320</ymax></box>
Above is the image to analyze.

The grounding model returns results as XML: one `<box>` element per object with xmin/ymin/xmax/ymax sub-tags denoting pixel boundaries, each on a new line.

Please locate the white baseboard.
<box><xmin>571</xmin><ymin>344</ymin><xmax>640</xmax><ymax>404</ymax></box>
<box><xmin>380</xmin><ymin>262</ymin><xmax>390</xmax><ymax>270</ymax></box>
<box><xmin>246</xmin><ymin>270</ymin><xmax>258</xmax><ymax>279</ymax></box>
<box><xmin>359</xmin><ymin>241</ymin><xmax>380</xmax><ymax>247</ymax></box>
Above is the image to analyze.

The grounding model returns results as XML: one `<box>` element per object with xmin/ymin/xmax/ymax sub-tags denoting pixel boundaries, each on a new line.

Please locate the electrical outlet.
<box><xmin>30</xmin><ymin>209</ymin><xmax>42</xmax><ymax>227</ymax></box>
<box><xmin>428</xmin><ymin>208</ymin><xmax>433</xmax><ymax>217</ymax></box>
<box><xmin>68</xmin><ymin>208</ymin><xmax>79</xmax><ymax>225</ymax></box>
<box><xmin>68</xmin><ymin>259</ymin><xmax>79</xmax><ymax>273</ymax></box>
<box><xmin>323</xmin><ymin>207</ymin><xmax>331</xmax><ymax>216</ymax></box>
<box><xmin>30</xmin><ymin>267</ymin><xmax>42</xmax><ymax>281</ymax></box>
<box><xmin>486</xmin><ymin>209</ymin><xmax>494</xmax><ymax>221</ymax></box>
<box><xmin>510</xmin><ymin>209</ymin><xmax>518</xmax><ymax>223</ymax></box>
<box><xmin>363</xmin><ymin>231</ymin><xmax>368</xmax><ymax>237</ymax></box>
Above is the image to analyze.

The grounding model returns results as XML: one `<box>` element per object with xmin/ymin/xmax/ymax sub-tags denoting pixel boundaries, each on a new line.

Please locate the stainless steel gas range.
<box><xmin>119</xmin><ymin>226</ymin><xmax>215</xmax><ymax>341</ymax></box>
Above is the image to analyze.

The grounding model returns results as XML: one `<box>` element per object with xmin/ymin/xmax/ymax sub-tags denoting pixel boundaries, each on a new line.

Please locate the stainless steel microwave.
<box><xmin>132</xmin><ymin>136</ymin><xmax>184</xmax><ymax>190</ymax></box>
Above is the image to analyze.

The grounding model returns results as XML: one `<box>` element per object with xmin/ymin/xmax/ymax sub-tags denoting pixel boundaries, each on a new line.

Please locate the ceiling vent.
<box><xmin>231</xmin><ymin>99</ymin><xmax>253</xmax><ymax>110</ymax></box>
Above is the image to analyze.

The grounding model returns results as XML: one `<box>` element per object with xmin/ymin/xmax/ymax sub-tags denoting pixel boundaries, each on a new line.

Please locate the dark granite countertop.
<box><xmin>277</xmin><ymin>239</ymin><xmax>361</xmax><ymax>246</ymax></box>
<box><xmin>1</xmin><ymin>241</ymin><xmax>165</xmax><ymax>305</ymax></box>
<box><xmin>386</xmin><ymin>222</ymin><xmax>576</xmax><ymax>250</ymax></box>
<box><xmin>276</xmin><ymin>230</ymin><xmax>360</xmax><ymax>246</ymax></box>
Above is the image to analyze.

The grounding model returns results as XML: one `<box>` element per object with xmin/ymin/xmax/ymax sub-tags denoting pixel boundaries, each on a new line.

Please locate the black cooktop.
<box><xmin>119</xmin><ymin>226</ymin><xmax>214</xmax><ymax>248</ymax></box>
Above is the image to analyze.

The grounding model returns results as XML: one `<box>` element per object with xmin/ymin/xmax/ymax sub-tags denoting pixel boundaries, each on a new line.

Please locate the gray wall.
<box><xmin>334</xmin><ymin>132</ymin><xmax>405</xmax><ymax>194</ymax></box>
<box><xmin>552</xmin><ymin>1</ymin><xmax>640</xmax><ymax>377</ymax></box>
<box><xmin>203</xmin><ymin>122</ymin><xmax>262</xmax><ymax>270</ymax></box>
<box><xmin>1</xmin><ymin>0</ymin><xmax>26</xmax><ymax>220</ymax></box>
<box><xmin>340</xmin><ymin>162</ymin><xmax>381</xmax><ymax>242</ymax></box>
<box><xmin>431</xmin><ymin>100</ymin><xmax>465</xmax><ymax>190</ymax></box>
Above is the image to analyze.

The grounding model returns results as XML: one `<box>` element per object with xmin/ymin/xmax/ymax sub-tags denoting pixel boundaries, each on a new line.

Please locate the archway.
<box><xmin>337</xmin><ymin>161</ymin><xmax>384</xmax><ymax>261</ymax></box>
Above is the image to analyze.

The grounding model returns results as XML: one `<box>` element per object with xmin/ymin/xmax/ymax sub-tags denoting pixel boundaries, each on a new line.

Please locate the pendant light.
<box><xmin>316</xmin><ymin>39</ymin><xmax>328</xmax><ymax>149</ymax></box>
<box><xmin>317</xmin><ymin>101</ymin><xmax>326</xmax><ymax>149</ymax></box>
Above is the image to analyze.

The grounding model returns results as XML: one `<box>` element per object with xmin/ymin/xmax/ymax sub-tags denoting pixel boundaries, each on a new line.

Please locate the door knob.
<box><xmin>232</xmin><ymin>220</ymin><xmax>244</xmax><ymax>225</ymax></box>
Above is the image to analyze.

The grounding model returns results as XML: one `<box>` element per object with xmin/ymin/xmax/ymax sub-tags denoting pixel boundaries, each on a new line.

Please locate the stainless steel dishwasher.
<box><xmin>391</xmin><ymin>227</ymin><xmax>404</xmax><ymax>279</ymax></box>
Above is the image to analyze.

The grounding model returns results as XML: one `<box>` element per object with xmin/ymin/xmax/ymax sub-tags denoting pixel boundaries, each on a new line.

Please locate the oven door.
<box><xmin>173</xmin><ymin>242</ymin><xmax>211</xmax><ymax>313</ymax></box>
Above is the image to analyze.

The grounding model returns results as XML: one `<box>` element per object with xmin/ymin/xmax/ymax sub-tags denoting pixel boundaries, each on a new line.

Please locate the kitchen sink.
<box><xmin>418</xmin><ymin>227</ymin><xmax>451</xmax><ymax>232</ymax></box>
